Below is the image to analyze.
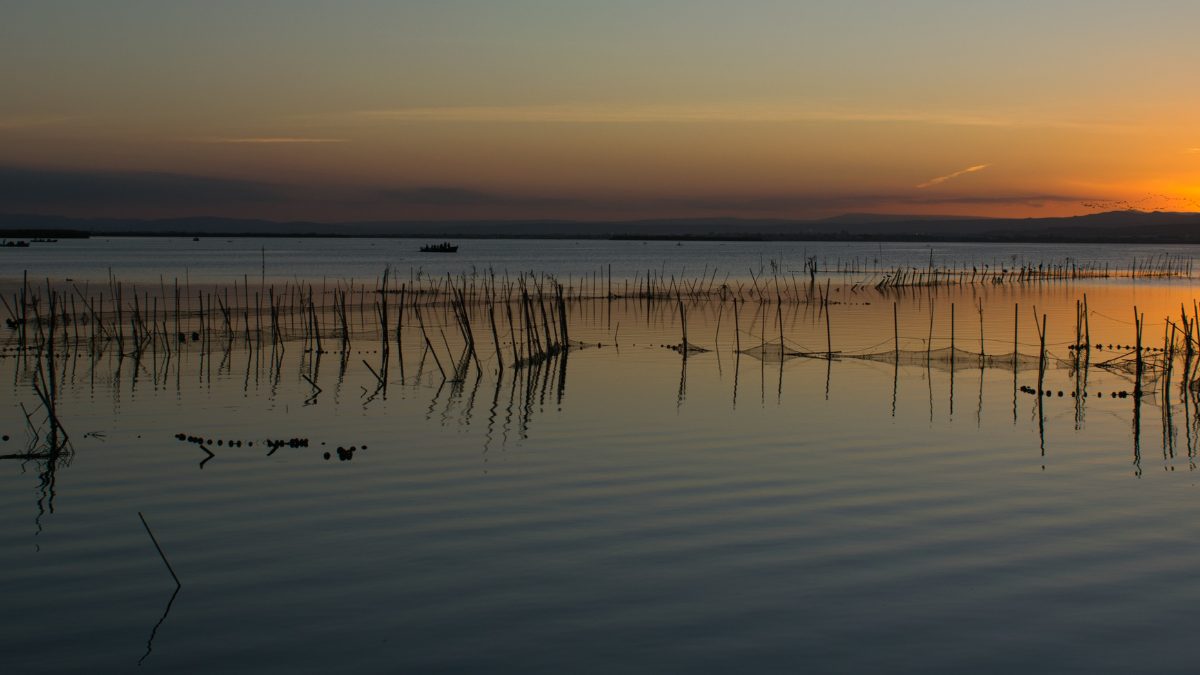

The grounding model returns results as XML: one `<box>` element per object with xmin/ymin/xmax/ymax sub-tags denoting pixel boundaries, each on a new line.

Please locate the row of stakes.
<box><xmin>1070</xmin><ymin>344</ymin><xmax>1169</xmax><ymax>352</ymax></box>
<box><xmin>174</xmin><ymin>433</ymin><xmax>365</xmax><ymax>461</ymax></box>
<box><xmin>1019</xmin><ymin>386</ymin><xmax>1139</xmax><ymax>399</ymax></box>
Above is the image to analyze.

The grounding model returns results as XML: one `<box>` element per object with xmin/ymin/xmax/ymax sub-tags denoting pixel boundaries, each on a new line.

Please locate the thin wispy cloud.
<box><xmin>673</xmin><ymin>190</ymin><xmax>1087</xmax><ymax>213</ymax></box>
<box><xmin>351</xmin><ymin>104</ymin><xmax>910</xmax><ymax>125</ymax></box>
<box><xmin>916</xmin><ymin>164</ymin><xmax>991</xmax><ymax>189</ymax></box>
<box><xmin>0</xmin><ymin>162</ymin><xmax>1098</xmax><ymax>218</ymax></box>
<box><xmin>195</xmin><ymin>137</ymin><xmax>347</xmax><ymax>144</ymax></box>
<box><xmin>335</xmin><ymin>105</ymin><xmax>1061</xmax><ymax>129</ymax></box>
<box><xmin>306</xmin><ymin>104</ymin><xmax>1137</xmax><ymax>133</ymax></box>
<box><xmin>1185</xmin><ymin>148</ymin><xmax>1200</xmax><ymax>154</ymax></box>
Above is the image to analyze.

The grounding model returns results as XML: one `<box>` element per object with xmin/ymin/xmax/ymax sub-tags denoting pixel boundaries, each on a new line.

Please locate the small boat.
<box><xmin>193</xmin><ymin>237</ymin><xmax>200</xmax><ymax>242</ymax></box>
<box><xmin>419</xmin><ymin>242</ymin><xmax>458</xmax><ymax>253</ymax></box>
<box><xmin>2</xmin><ymin>240</ymin><xmax>29</xmax><ymax>248</ymax></box>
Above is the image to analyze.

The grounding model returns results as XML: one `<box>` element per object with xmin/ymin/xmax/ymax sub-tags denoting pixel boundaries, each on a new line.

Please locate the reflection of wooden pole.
<box><xmin>139</xmin><ymin>512</ymin><xmax>181</xmax><ymax>589</ymax></box>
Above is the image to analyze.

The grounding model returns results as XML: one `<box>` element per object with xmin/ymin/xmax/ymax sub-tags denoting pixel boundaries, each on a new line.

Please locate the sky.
<box><xmin>2</xmin><ymin>0</ymin><xmax>1199</xmax><ymax>222</ymax></box>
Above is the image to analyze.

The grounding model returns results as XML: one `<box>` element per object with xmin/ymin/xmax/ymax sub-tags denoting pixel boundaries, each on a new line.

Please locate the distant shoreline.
<box><xmin>7</xmin><ymin>231</ymin><xmax>1200</xmax><ymax>245</ymax></box>
<box><xmin>5</xmin><ymin>209</ymin><xmax>1200</xmax><ymax>245</ymax></box>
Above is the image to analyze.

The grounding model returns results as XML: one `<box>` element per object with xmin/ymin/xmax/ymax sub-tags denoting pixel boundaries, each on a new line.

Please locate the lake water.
<box><xmin>2</xmin><ymin>236</ymin><xmax>1197</xmax><ymax>285</ymax></box>
<box><xmin>3</xmin><ymin>239</ymin><xmax>1200</xmax><ymax>673</ymax></box>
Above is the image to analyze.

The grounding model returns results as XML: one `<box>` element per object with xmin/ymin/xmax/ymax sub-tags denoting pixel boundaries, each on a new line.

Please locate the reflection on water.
<box><xmin>4</xmin><ymin>272</ymin><xmax>1200</xmax><ymax>672</ymax></box>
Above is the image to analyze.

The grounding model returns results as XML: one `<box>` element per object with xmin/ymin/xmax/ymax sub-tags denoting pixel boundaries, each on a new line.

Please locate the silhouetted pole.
<box><xmin>893</xmin><ymin>302</ymin><xmax>899</xmax><ymax>357</ymax></box>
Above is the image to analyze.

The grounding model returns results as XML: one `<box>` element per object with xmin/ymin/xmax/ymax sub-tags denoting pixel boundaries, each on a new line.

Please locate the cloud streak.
<box><xmin>916</xmin><ymin>164</ymin><xmax>991</xmax><ymax>189</ymax></box>
<box><xmin>0</xmin><ymin>164</ymin><xmax>1094</xmax><ymax>219</ymax></box>
<box><xmin>194</xmin><ymin>137</ymin><xmax>347</xmax><ymax>144</ymax></box>
<box><xmin>332</xmin><ymin>104</ymin><xmax>1090</xmax><ymax>129</ymax></box>
<box><xmin>671</xmin><ymin>191</ymin><xmax>1085</xmax><ymax>213</ymax></box>
<box><xmin>303</xmin><ymin>103</ymin><xmax>1138</xmax><ymax>133</ymax></box>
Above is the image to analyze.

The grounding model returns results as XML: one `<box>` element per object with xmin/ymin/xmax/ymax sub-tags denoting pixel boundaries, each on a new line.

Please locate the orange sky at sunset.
<box><xmin>2</xmin><ymin>1</ymin><xmax>1198</xmax><ymax>222</ymax></box>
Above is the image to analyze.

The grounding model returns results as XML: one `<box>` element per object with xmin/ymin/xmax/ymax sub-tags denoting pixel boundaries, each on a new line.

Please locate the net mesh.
<box><xmin>741</xmin><ymin>342</ymin><xmax>1047</xmax><ymax>372</ymax></box>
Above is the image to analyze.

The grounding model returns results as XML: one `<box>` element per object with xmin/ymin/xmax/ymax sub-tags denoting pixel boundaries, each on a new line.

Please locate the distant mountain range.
<box><xmin>3</xmin><ymin>210</ymin><xmax>1200</xmax><ymax>243</ymax></box>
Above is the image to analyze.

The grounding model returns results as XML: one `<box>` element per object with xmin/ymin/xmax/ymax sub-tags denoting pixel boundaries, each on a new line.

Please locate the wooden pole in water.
<box><xmin>557</xmin><ymin>285</ymin><xmax>569</xmax><ymax>349</ymax></box>
<box><xmin>379</xmin><ymin>268</ymin><xmax>389</xmax><ymax>348</ymax></box>
<box><xmin>1080</xmin><ymin>300</ymin><xmax>1089</xmax><ymax>353</ymax></box>
<box><xmin>778</xmin><ymin>303</ymin><xmax>785</xmax><ymax>356</ymax></box>
<box><xmin>950</xmin><ymin>303</ymin><xmax>955</xmax><ymax>353</ymax></box>
<box><xmin>1134</xmin><ymin>307</ymin><xmax>1143</xmax><ymax>397</ymax></box>
<box><xmin>415</xmin><ymin>306</ymin><xmax>447</xmax><ymax>380</ymax></box>
<box><xmin>396</xmin><ymin>283</ymin><xmax>406</xmax><ymax>355</ymax></box>
<box><xmin>733</xmin><ymin>297</ymin><xmax>741</xmax><ymax>353</ymax></box>
<box><xmin>893</xmin><ymin>301</ymin><xmax>899</xmax><ymax>356</ymax></box>
<box><xmin>506</xmin><ymin>300</ymin><xmax>519</xmax><ymax>366</ymax></box>
<box><xmin>928</xmin><ymin>300</ymin><xmax>934</xmax><ymax>358</ymax></box>
<box><xmin>679</xmin><ymin>299</ymin><xmax>688</xmax><ymax>359</ymax></box>
<box><xmin>825</xmin><ymin>299</ymin><xmax>832</xmax><ymax>357</ymax></box>
<box><xmin>1013</xmin><ymin>302</ymin><xmax>1019</xmax><ymax>360</ymax></box>
<box><xmin>138</xmin><ymin>512</ymin><xmax>181</xmax><ymax>589</ymax></box>
<box><xmin>489</xmin><ymin>303</ymin><xmax>503</xmax><ymax>371</ymax></box>
<box><xmin>18</xmin><ymin>270</ymin><xmax>27</xmax><ymax>350</ymax></box>
<box><xmin>1037</xmin><ymin>313</ymin><xmax>1047</xmax><ymax>396</ymax></box>
<box><xmin>978</xmin><ymin>299</ymin><xmax>984</xmax><ymax>356</ymax></box>
<box><xmin>1083</xmin><ymin>294</ymin><xmax>1091</xmax><ymax>349</ymax></box>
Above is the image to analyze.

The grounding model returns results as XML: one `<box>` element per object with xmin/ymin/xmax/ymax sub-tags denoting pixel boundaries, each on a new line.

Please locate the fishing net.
<box><xmin>738</xmin><ymin>339</ymin><xmax>802</xmax><ymax>362</ymax></box>
<box><xmin>740</xmin><ymin>342</ymin><xmax>1046</xmax><ymax>372</ymax></box>
<box><xmin>846</xmin><ymin>346</ymin><xmax>1044</xmax><ymax>372</ymax></box>
<box><xmin>668</xmin><ymin>341</ymin><xmax>711</xmax><ymax>355</ymax></box>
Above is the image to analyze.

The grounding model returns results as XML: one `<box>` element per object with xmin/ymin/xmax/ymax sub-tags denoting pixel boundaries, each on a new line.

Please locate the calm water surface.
<box><xmin>2</xmin><ymin>236</ymin><xmax>1198</xmax><ymax>284</ymax></box>
<box><xmin>2</xmin><ymin>242</ymin><xmax>1200</xmax><ymax>672</ymax></box>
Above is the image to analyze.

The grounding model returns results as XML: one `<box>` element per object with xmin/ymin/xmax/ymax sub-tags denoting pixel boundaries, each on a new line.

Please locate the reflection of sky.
<box><xmin>2</xmin><ymin>274</ymin><xmax>1197</xmax><ymax>670</ymax></box>
<box><xmin>4</xmin><ymin>238</ymin><xmax>1200</xmax><ymax>289</ymax></box>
